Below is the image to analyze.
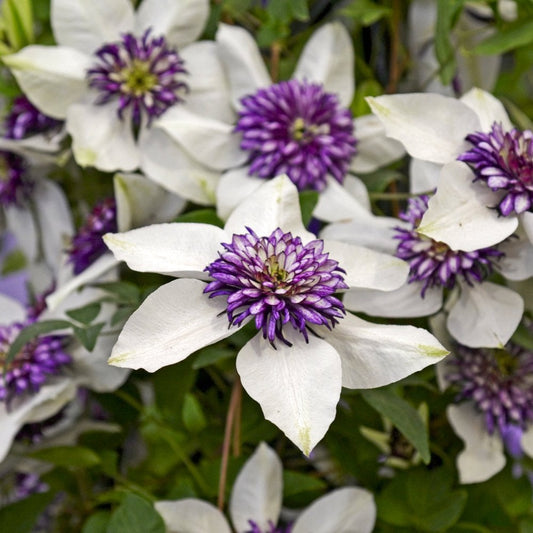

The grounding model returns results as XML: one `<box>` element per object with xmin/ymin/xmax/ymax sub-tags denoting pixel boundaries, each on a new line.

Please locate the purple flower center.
<box><xmin>246</xmin><ymin>520</ymin><xmax>292</xmax><ymax>533</ymax></box>
<box><xmin>0</xmin><ymin>321</ymin><xmax>71</xmax><ymax>406</ymax></box>
<box><xmin>87</xmin><ymin>29</ymin><xmax>188</xmax><ymax>125</ymax></box>
<box><xmin>236</xmin><ymin>80</ymin><xmax>357</xmax><ymax>191</ymax></box>
<box><xmin>0</xmin><ymin>151</ymin><xmax>32</xmax><ymax>207</ymax></box>
<box><xmin>458</xmin><ymin>122</ymin><xmax>533</xmax><ymax>216</ymax></box>
<box><xmin>204</xmin><ymin>227</ymin><xmax>347</xmax><ymax>346</ymax></box>
<box><xmin>4</xmin><ymin>95</ymin><xmax>62</xmax><ymax>140</ymax></box>
<box><xmin>68</xmin><ymin>197</ymin><xmax>117</xmax><ymax>275</ymax></box>
<box><xmin>446</xmin><ymin>343</ymin><xmax>533</xmax><ymax>437</ymax></box>
<box><xmin>394</xmin><ymin>195</ymin><xmax>504</xmax><ymax>296</ymax></box>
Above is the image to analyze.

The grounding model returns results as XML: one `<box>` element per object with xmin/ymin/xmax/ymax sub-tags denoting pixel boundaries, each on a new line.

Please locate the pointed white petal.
<box><xmin>224</xmin><ymin>175</ymin><xmax>314</xmax><ymax>242</ymax></box>
<box><xmin>521</xmin><ymin>211</ymin><xmax>533</xmax><ymax>244</ymax></box>
<box><xmin>0</xmin><ymin>293</ymin><xmax>26</xmax><ymax>323</ymax></box>
<box><xmin>460</xmin><ymin>88</ymin><xmax>512</xmax><ymax>132</ymax></box>
<box><xmin>350</xmin><ymin>114</ymin><xmax>405</xmax><ymax>173</ymax></box>
<box><xmin>216</xmin><ymin>167</ymin><xmax>263</xmax><ymax>221</ymax></box>
<box><xmin>114</xmin><ymin>172</ymin><xmax>185</xmax><ymax>232</ymax></box>
<box><xmin>343</xmin><ymin>284</ymin><xmax>443</xmax><ymax>318</ymax></box>
<box><xmin>324</xmin><ymin>240</ymin><xmax>408</xmax><ymax>291</ymax></box>
<box><xmin>104</xmin><ymin>223</ymin><xmax>225</xmax><ymax>277</ymax></box>
<box><xmin>155</xmin><ymin>499</ymin><xmax>231</xmax><ymax>533</ymax></box>
<box><xmin>135</xmin><ymin>0</ymin><xmax>209</xmax><ymax>49</ymax></box>
<box><xmin>67</xmin><ymin>102</ymin><xmax>140</xmax><ymax>172</ymax></box>
<box><xmin>5</xmin><ymin>205</ymin><xmax>37</xmax><ymax>262</ymax></box>
<box><xmin>447</xmin><ymin>403</ymin><xmax>505</xmax><ymax>484</ymax></box>
<box><xmin>447</xmin><ymin>282</ymin><xmax>523</xmax><ymax>348</ymax></box>
<box><xmin>418</xmin><ymin>161</ymin><xmax>518</xmax><ymax>251</ymax></box>
<box><xmin>292</xmin><ymin>487</ymin><xmax>376</xmax><ymax>533</ymax></box>
<box><xmin>521</xmin><ymin>427</ymin><xmax>533</xmax><ymax>459</ymax></box>
<box><xmin>322</xmin><ymin>312</ymin><xmax>448</xmax><ymax>389</ymax></box>
<box><xmin>409</xmin><ymin>159</ymin><xmax>441</xmax><ymax>194</ymax></box>
<box><xmin>179</xmin><ymin>41</ymin><xmax>235</xmax><ymax>124</ymax></box>
<box><xmin>51</xmin><ymin>0</ymin><xmax>134</xmax><ymax>54</ymax></box>
<box><xmin>496</xmin><ymin>237</ymin><xmax>533</xmax><ymax>281</ymax></box>
<box><xmin>139</xmin><ymin>127</ymin><xmax>220</xmax><ymax>204</ymax></box>
<box><xmin>230</xmin><ymin>442</ymin><xmax>282</xmax><ymax>533</ymax></box>
<box><xmin>366</xmin><ymin>94</ymin><xmax>480</xmax><ymax>164</ymax></box>
<box><xmin>216</xmin><ymin>23</ymin><xmax>272</xmax><ymax>108</ymax></box>
<box><xmin>155</xmin><ymin>106</ymin><xmax>246</xmax><ymax>170</ymax></box>
<box><xmin>293</xmin><ymin>22</ymin><xmax>354</xmax><ymax>107</ymax></box>
<box><xmin>236</xmin><ymin>331</ymin><xmax>342</xmax><ymax>455</ymax></box>
<box><xmin>4</xmin><ymin>46</ymin><xmax>92</xmax><ymax>119</ymax></box>
<box><xmin>109</xmin><ymin>278</ymin><xmax>236</xmax><ymax>372</ymax></box>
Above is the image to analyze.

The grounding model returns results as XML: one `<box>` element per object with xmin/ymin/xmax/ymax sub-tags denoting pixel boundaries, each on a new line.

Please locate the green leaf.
<box><xmin>298</xmin><ymin>190</ymin><xmax>319</xmax><ymax>227</ymax></box>
<box><xmin>96</xmin><ymin>281</ymin><xmax>140</xmax><ymax>304</ymax></box>
<box><xmin>30</xmin><ymin>445</ymin><xmax>101</xmax><ymax>468</ymax></box>
<box><xmin>352</xmin><ymin>80</ymin><xmax>383</xmax><ymax>117</ymax></box>
<box><xmin>174</xmin><ymin>208</ymin><xmax>224</xmax><ymax>228</ymax></box>
<box><xmin>283</xmin><ymin>471</ymin><xmax>326</xmax><ymax>497</ymax></box>
<box><xmin>361</xmin><ymin>388</ymin><xmax>430</xmax><ymax>463</ymax></box>
<box><xmin>81</xmin><ymin>511</ymin><xmax>111</xmax><ymax>533</ymax></box>
<box><xmin>110</xmin><ymin>306</ymin><xmax>135</xmax><ymax>326</ymax></box>
<box><xmin>73</xmin><ymin>322</ymin><xmax>105</xmax><ymax>351</ymax></box>
<box><xmin>107</xmin><ymin>494</ymin><xmax>165</xmax><ymax>533</ymax></box>
<box><xmin>182</xmin><ymin>392</ymin><xmax>207</xmax><ymax>433</ymax></box>
<box><xmin>66</xmin><ymin>302</ymin><xmax>102</xmax><ymax>324</ymax></box>
<box><xmin>474</xmin><ymin>18</ymin><xmax>533</xmax><ymax>55</ymax></box>
<box><xmin>520</xmin><ymin>518</ymin><xmax>533</xmax><ymax>533</ymax></box>
<box><xmin>435</xmin><ymin>0</ymin><xmax>464</xmax><ymax>85</ymax></box>
<box><xmin>1</xmin><ymin>249</ymin><xmax>26</xmax><ymax>275</ymax></box>
<box><xmin>193</xmin><ymin>345</ymin><xmax>235</xmax><ymax>369</ymax></box>
<box><xmin>341</xmin><ymin>0</ymin><xmax>392</xmax><ymax>26</ymax></box>
<box><xmin>267</xmin><ymin>0</ymin><xmax>309</xmax><ymax>23</ymax></box>
<box><xmin>0</xmin><ymin>491</ymin><xmax>55</xmax><ymax>533</ymax></box>
<box><xmin>512</xmin><ymin>324</ymin><xmax>533</xmax><ymax>351</ymax></box>
<box><xmin>1</xmin><ymin>0</ymin><xmax>34</xmax><ymax>50</ymax></box>
<box><xmin>4</xmin><ymin>319</ymin><xmax>72</xmax><ymax>369</ymax></box>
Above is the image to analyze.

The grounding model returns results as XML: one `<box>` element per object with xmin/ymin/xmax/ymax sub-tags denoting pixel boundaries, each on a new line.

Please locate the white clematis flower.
<box><xmin>104</xmin><ymin>175</ymin><xmax>448</xmax><ymax>454</ymax></box>
<box><xmin>4</xmin><ymin>0</ymin><xmax>245</xmax><ymax>204</ymax></box>
<box><xmin>214</xmin><ymin>22</ymin><xmax>405</xmax><ymax>221</ymax></box>
<box><xmin>155</xmin><ymin>441</ymin><xmax>377</xmax><ymax>533</ymax></box>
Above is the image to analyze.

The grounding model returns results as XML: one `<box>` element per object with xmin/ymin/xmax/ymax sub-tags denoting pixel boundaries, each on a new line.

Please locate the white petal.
<box><xmin>51</xmin><ymin>0</ymin><xmax>134</xmax><ymax>54</ymax></box>
<box><xmin>0</xmin><ymin>293</ymin><xmax>26</xmax><ymax>323</ymax></box>
<box><xmin>139</xmin><ymin>127</ymin><xmax>220</xmax><ymax>204</ymax></box>
<box><xmin>67</xmin><ymin>102</ymin><xmax>140</xmax><ymax>172</ymax></box>
<box><xmin>216</xmin><ymin>23</ymin><xmax>272</xmax><ymax>109</ymax></box>
<box><xmin>350</xmin><ymin>114</ymin><xmax>405</xmax><ymax>173</ymax></box>
<box><xmin>460</xmin><ymin>88</ymin><xmax>512</xmax><ymax>132</ymax></box>
<box><xmin>108</xmin><ymin>278</ymin><xmax>236</xmax><ymax>372</ymax></box>
<box><xmin>155</xmin><ymin>106</ymin><xmax>246</xmax><ymax>170</ymax></box>
<box><xmin>447</xmin><ymin>403</ymin><xmax>505</xmax><ymax>484</ymax></box>
<box><xmin>496</xmin><ymin>237</ymin><xmax>533</xmax><ymax>281</ymax></box>
<box><xmin>418</xmin><ymin>161</ymin><xmax>518</xmax><ymax>251</ymax></box>
<box><xmin>521</xmin><ymin>427</ymin><xmax>533</xmax><ymax>459</ymax></box>
<box><xmin>409</xmin><ymin>159</ymin><xmax>441</xmax><ymax>194</ymax></box>
<box><xmin>216</xmin><ymin>167</ymin><xmax>263</xmax><ymax>221</ymax></box>
<box><xmin>180</xmin><ymin>41</ymin><xmax>236</xmax><ymax>124</ymax></box>
<box><xmin>521</xmin><ymin>211</ymin><xmax>533</xmax><ymax>244</ymax></box>
<box><xmin>230</xmin><ymin>442</ymin><xmax>282</xmax><ymax>533</ymax></box>
<box><xmin>324</xmin><ymin>240</ymin><xmax>408</xmax><ymax>291</ymax></box>
<box><xmin>3</xmin><ymin>46</ymin><xmax>92</xmax><ymax>119</ymax></box>
<box><xmin>322</xmin><ymin>312</ymin><xmax>448</xmax><ymax>389</ymax></box>
<box><xmin>366</xmin><ymin>94</ymin><xmax>480</xmax><ymax>164</ymax></box>
<box><xmin>155</xmin><ymin>499</ymin><xmax>231</xmax><ymax>533</ymax></box>
<box><xmin>114</xmin><ymin>172</ymin><xmax>185</xmax><ymax>232</ymax></box>
<box><xmin>343</xmin><ymin>284</ymin><xmax>443</xmax><ymax>318</ymax></box>
<box><xmin>104</xmin><ymin>223</ymin><xmax>226</xmax><ymax>277</ymax></box>
<box><xmin>447</xmin><ymin>282</ymin><xmax>523</xmax><ymax>348</ymax></box>
<box><xmin>135</xmin><ymin>0</ymin><xmax>209</xmax><ymax>49</ymax></box>
<box><xmin>5</xmin><ymin>205</ymin><xmax>37</xmax><ymax>262</ymax></box>
<box><xmin>292</xmin><ymin>487</ymin><xmax>376</xmax><ymax>533</ymax></box>
<box><xmin>293</xmin><ymin>22</ymin><xmax>354</xmax><ymax>107</ymax></box>
<box><xmin>236</xmin><ymin>331</ymin><xmax>342</xmax><ymax>456</ymax></box>
<box><xmin>224</xmin><ymin>175</ymin><xmax>314</xmax><ymax>242</ymax></box>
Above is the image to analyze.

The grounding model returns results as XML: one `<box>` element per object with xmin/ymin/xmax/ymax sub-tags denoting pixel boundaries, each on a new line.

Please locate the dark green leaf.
<box><xmin>73</xmin><ymin>322</ymin><xmax>105</xmax><ymax>351</ymax></box>
<box><xmin>95</xmin><ymin>281</ymin><xmax>140</xmax><ymax>304</ymax></box>
<box><xmin>66</xmin><ymin>302</ymin><xmax>102</xmax><ymax>324</ymax></box>
<box><xmin>182</xmin><ymin>392</ymin><xmax>207</xmax><ymax>433</ymax></box>
<box><xmin>110</xmin><ymin>306</ymin><xmax>135</xmax><ymax>326</ymax></box>
<box><xmin>193</xmin><ymin>345</ymin><xmax>235</xmax><ymax>369</ymax></box>
<box><xmin>341</xmin><ymin>0</ymin><xmax>392</xmax><ymax>25</ymax></box>
<box><xmin>435</xmin><ymin>0</ymin><xmax>464</xmax><ymax>85</ymax></box>
<box><xmin>0</xmin><ymin>491</ymin><xmax>55</xmax><ymax>533</ymax></box>
<box><xmin>174</xmin><ymin>208</ymin><xmax>224</xmax><ymax>228</ymax></box>
<box><xmin>107</xmin><ymin>493</ymin><xmax>165</xmax><ymax>533</ymax></box>
<box><xmin>474</xmin><ymin>18</ymin><xmax>533</xmax><ymax>55</ymax></box>
<box><xmin>283</xmin><ymin>471</ymin><xmax>326</xmax><ymax>497</ymax></box>
<box><xmin>30</xmin><ymin>445</ymin><xmax>101</xmax><ymax>468</ymax></box>
<box><xmin>299</xmin><ymin>190</ymin><xmax>319</xmax><ymax>227</ymax></box>
<box><xmin>82</xmin><ymin>511</ymin><xmax>111</xmax><ymax>533</ymax></box>
<box><xmin>361</xmin><ymin>388</ymin><xmax>430</xmax><ymax>463</ymax></box>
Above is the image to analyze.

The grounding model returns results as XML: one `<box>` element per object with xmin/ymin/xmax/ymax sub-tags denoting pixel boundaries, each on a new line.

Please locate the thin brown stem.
<box><xmin>270</xmin><ymin>41</ymin><xmax>282</xmax><ymax>83</ymax></box>
<box><xmin>232</xmin><ymin>382</ymin><xmax>242</xmax><ymax>457</ymax></box>
<box><xmin>217</xmin><ymin>375</ymin><xmax>242</xmax><ymax>510</ymax></box>
<box><xmin>386</xmin><ymin>0</ymin><xmax>402</xmax><ymax>94</ymax></box>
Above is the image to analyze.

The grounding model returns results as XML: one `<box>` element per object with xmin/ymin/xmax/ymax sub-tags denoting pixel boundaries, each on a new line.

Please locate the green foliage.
<box><xmin>1</xmin><ymin>249</ymin><xmax>26</xmax><ymax>274</ymax></box>
<box><xmin>0</xmin><ymin>492</ymin><xmax>56</xmax><ymax>533</ymax></box>
<box><xmin>435</xmin><ymin>0</ymin><xmax>465</xmax><ymax>85</ymax></box>
<box><xmin>107</xmin><ymin>494</ymin><xmax>165</xmax><ymax>533</ymax></box>
<box><xmin>298</xmin><ymin>190</ymin><xmax>319</xmax><ymax>227</ymax></box>
<box><xmin>341</xmin><ymin>0</ymin><xmax>392</xmax><ymax>26</ymax></box>
<box><xmin>30</xmin><ymin>445</ymin><xmax>102</xmax><ymax>468</ymax></box>
<box><xmin>0</xmin><ymin>0</ymin><xmax>33</xmax><ymax>52</ymax></box>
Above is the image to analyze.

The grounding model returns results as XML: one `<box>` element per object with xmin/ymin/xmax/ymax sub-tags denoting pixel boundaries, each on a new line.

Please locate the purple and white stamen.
<box><xmin>204</xmin><ymin>227</ymin><xmax>347</xmax><ymax>346</ymax></box>
<box><xmin>458</xmin><ymin>121</ymin><xmax>533</xmax><ymax>216</ymax></box>
<box><xmin>394</xmin><ymin>195</ymin><xmax>504</xmax><ymax>296</ymax></box>
<box><xmin>236</xmin><ymin>79</ymin><xmax>356</xmax><ymax>191</ymax></box>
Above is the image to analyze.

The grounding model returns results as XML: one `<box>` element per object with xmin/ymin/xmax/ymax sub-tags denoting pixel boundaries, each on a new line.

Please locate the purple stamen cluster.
<box><xmin>4</xmin><ymin>95</ymin><xmax>62</xmax><ymax>140</ymax></box>
<box><xmin>458</xmin><ymin>122</ymin><xmax>533</xmax><ymax>216</ymax></box>
<box><xmin>68</xmin><ymin>197</ymin><xmax>117</xmax><ymax>275</ymax></box>
<box><xmin>246</xmin><ymin>520</ymin><xmax>292</xmax><ymax>533</ymax></box>
<box><xmin>446</xmin><ymin>343</ymin><xmax>533</xmax><ymax>436</ymax></box>
<box><xmin>204</xmin><ymin>227</ymin><xmax>347</xmax><ymax>346</ymax></box>
<box><xmin>236</xmin><ymin>79</ymin><xmax>357</xmax><ymax>191</ymax></box>
<box><xmin>87</xmin><ymin>29</ymin><xmax>188</xmax><ymax>125</ymax></box>
<box><xmin>0</xmin><ymin>151</ymin><xmax>32</xmax><ymax>207</ymax></box>
<box><xmin>394</xmin><ymin>195</ymin><xmax>504</xmax><ymax>296</ymax></box>
<box><xmin>0</xmin><ymin>321</ymin><xmax>71</xmax><ymax>405</ymax></box>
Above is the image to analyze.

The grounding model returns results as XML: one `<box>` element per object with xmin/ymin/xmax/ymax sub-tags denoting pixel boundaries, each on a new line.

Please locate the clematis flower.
<box><xmin>155</xmin><ymin>442</ymin><xmax>377</xmax><ymax>533</ymax></box>
<box><xmin>367</xmin><ymin>87</ymin><xmax>533</xmax><ymax>250</ymax></box>
<box><xmin>104</xmin><ymin>175</ymin><xmax>448</xmax><ymax>454</ymax></box>
<box><xmin>4</xmin><ymin>0</ymin><xmax>246</xmax><ymax>204</ymax></box>
<box><xmin>214</xmin><ymin>22</ymin><xmax>404</xmax><ymax>221</ymax></box>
